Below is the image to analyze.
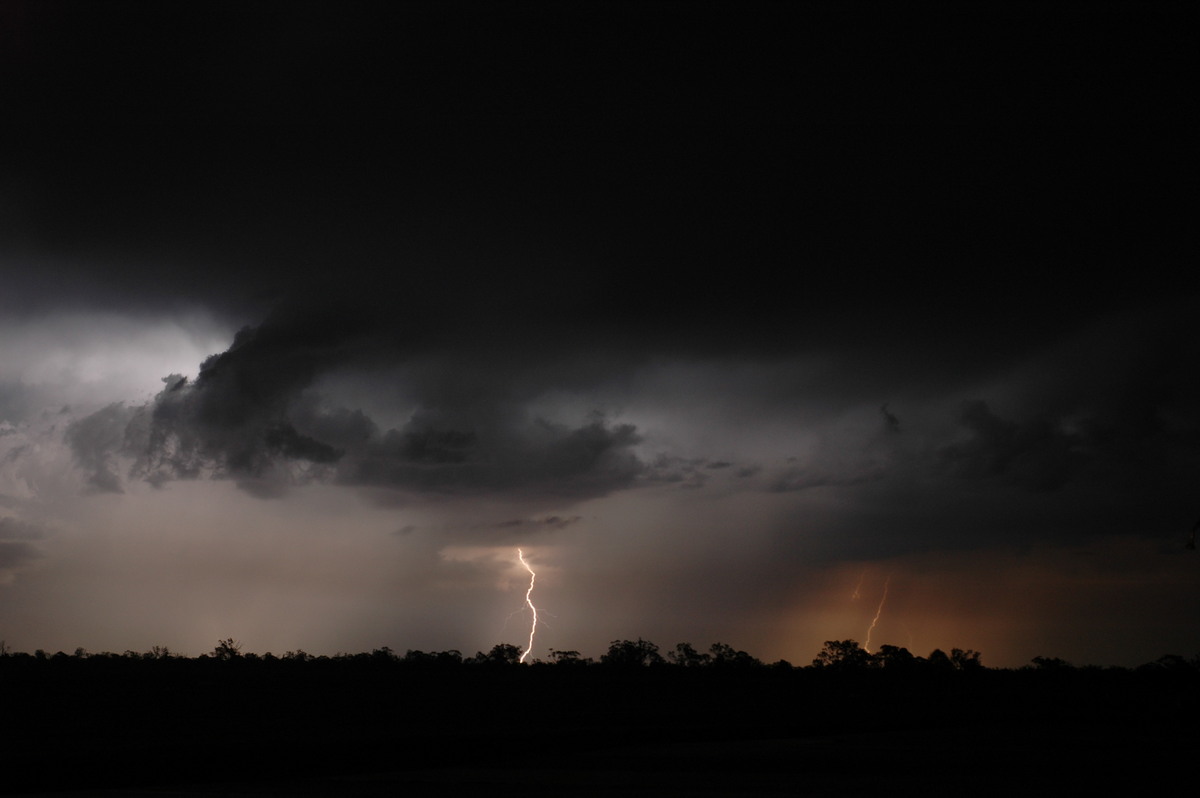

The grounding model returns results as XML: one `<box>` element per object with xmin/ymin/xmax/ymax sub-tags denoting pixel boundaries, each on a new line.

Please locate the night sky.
<box><xmin>1</xmin><ymin>1</ymin><xmax>1195</xmax><ymax>667</ymax></box>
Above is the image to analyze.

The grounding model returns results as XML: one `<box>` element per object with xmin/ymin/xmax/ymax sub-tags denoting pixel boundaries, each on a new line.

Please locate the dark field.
<box><xmin>5</xmin><ymin>654</ymin><xmax>1197</xmax><ymax>796</ymax></box>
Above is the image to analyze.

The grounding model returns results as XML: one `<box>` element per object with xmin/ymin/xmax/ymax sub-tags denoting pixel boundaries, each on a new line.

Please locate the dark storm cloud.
<box><xmin>111</xmin><ymin>310</ymin><xmax>370</xmax><ymax>488</ymax></box>
<box><xmin>7</xmin><ymin>2</ymin><xmax>1196</xmax><ymax>530</ymax></box>
<box><xmin>4</xmin><ymin>1</ymin><xmax>1189</xmax><ymax>367</ymax></box>
<box><xmin>937</xmin><ymin>400</ymin><xmax>1087</xmax><ymax>492</ymax></box>
<box><xmin>63</xmin><ymin>309</ymin><xmax>646</xmax><ymax>499</ymax></box>
<box><xmin>932</xmin><ymin>307</ymin><xmax>1200</xmax><ymax>503</ymax></box>
<box><xmin>56</xmin><ymin>313</ymin><xmax>359</xmax><ymax>491</ymax></box>
<box><xmin>776</xmin><ymin>392</ymin><xmax>1200</xmax><ymax>562</ymax></box>
<box><xmin>348</xmin><ymin>415</ymin><xmax>642</xmax><ymax>497</ymax></box>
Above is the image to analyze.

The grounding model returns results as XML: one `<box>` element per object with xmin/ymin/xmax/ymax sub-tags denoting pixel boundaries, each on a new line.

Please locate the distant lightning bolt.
<box><xmin>517</xmin><ymin>548</ymin><xmax>539</xmax><ymax>664</ymax></box>
<box><xmin>851</xmin><ymin>570</ymin><xmax>866</xmax><ymax>601</ymax></box>
<box><xmin>863</xmin><ymin>576</ymin><xmax>891</xmax><ymax>654</ymax></box>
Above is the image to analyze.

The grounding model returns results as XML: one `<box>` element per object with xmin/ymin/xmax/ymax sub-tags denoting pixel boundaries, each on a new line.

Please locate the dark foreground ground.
<box><xmin>10</xmin><ymin>726</ymin><xmax>1195</xmax><ymax>798</ymax></box>
<box><xmin>5</xmin><ymin>658</ymin><xmax>1197</xmax><ymax>796</ymax></box>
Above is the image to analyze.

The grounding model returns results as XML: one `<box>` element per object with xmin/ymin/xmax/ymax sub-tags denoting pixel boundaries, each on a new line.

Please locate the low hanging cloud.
<box><xmin>65</xmin><ymin>312</ymin><xmax>646</xmax><ymax>500</ymax></box>
<box><xmin>347</xmin><ymin>414</ymin><xmax>642</xmax><ymax>497</ymax></box>
<box><xmin>54</xmin><ymin>292</ymin><xmax>1200</xmax><ymax>553</ymax></box>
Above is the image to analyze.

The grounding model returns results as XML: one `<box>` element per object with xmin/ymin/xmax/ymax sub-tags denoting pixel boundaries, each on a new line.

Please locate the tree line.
<box><xmin>3</xmin><ymin>636</ymin><xmax>1198</xmax><ymax>673</ymax></box>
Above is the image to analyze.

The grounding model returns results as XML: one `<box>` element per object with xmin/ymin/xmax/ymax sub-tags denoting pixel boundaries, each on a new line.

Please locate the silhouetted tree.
<box><xmin>873</xmin><ymin>644</ymin><xmax>917</xmax><ymax>671</ymax></box>
<box><xmin>402</xmin><ymin>649</ymin><xmax>463</xmax><ymax>667</ymax></box>
<box><xmin>708</xmin><ymin>642</ymin><xmax>759</xmax><ymax>668</ymax></box>
<box><xmin>812</xmin><ymin>639</ymin><xmax>871</xmax><ymax>670</ymax></box>
<box><xmin>1152</xmin><ymin>654</ymin><xmax>1194</xmax><ymax>672</ymax></box>
<box><xmin>435</xmin><ymin>649</ymin><xmax>463</xmax><ymax>667</ymax></box>
<box><xmin>548</xmin><ymin>648</ymin><xmax>589</xmax><ymax>665</ymax></box>
<box><xmin>925</xmin><ymin>648</ymin><xmax>955</xmax><ymax>672</ymax></box>
<box><xmin>371</xmin><ymin>646</ymin><xmax>398</xmax><ymax>663</ymax></box>
<box><xmin>950</xmin><ymin>648</ymin><xmax>983</xmax><ymax>671</ymax></box>
<box><xmin>402</xmin><ymin>649</ymin><xmax>436</xmax><ymax>665</ymax></box>
<box><xmin>472</xmin><ymin>643</ymin><xmax>522</xmax><ymax>666</ymax></box>
<box><xmin>667</xmin><ymin>642</ymin><xmax>711</xmax><ymax>667</ymax></box>
<box><xmin>601</xmin><ymin>638</ymin><xmax>665</xmax><ymax>667</ymax></box>
<box><xmin>211</xmin><ymin>638</ymin><xmax>242</xmax><ymax>661</ymax></box>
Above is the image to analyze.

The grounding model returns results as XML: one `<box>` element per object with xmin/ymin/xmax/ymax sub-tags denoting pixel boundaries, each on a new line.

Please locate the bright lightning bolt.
<box><xmin>863</xmin><ymin>576</ymin><xmax>890</xmax><ymax>654</ymax></box>
<box><xmin>517</xmin><ymin>548</ymin><xmax>539</xmax><ymax>664</ymax></box>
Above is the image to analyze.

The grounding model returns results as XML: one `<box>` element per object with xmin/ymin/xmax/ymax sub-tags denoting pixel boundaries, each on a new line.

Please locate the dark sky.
<box><xmin>0</xmin><ymin>0</ymin><xmax>1196</xmax><ymax>666</ymax></box>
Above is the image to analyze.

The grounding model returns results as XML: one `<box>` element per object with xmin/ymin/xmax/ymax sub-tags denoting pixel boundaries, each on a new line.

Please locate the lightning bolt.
<box><xmin>851</xmin><ymin>570</ymin><xmax>866</xmax><ymax>601</ymax></box>
<box><xmin>517</xmin><ymin>548</ymin><xmax>539</xmax><ymax>664</ymax></box>
<box><xmin>863</xmin><ymin>576</ymin><xmax>890</xmax><ymax>654</ymax></box>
